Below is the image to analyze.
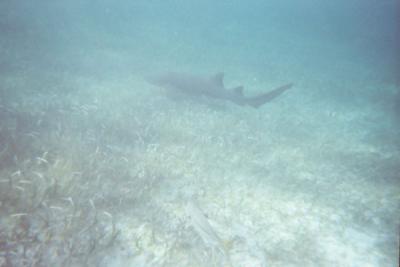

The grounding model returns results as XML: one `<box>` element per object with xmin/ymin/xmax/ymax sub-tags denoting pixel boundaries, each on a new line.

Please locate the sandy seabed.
<box><xmin>0</xmin><ymin>47</ymin><xmax>399</xmax><ymax>267</ymax></box>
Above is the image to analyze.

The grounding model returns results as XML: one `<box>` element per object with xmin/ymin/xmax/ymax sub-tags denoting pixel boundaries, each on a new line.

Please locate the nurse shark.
<box><xmin>147</xmin><ymin>72</ymin><xmax>293</xmax><ymax>108</ymax></box>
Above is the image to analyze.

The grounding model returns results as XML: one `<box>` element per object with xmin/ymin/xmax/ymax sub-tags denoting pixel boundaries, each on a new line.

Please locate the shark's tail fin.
<box><xmin>247</xmin><ymin>83</ymin><xmax>293</xmax><ymax>108</ymax></box>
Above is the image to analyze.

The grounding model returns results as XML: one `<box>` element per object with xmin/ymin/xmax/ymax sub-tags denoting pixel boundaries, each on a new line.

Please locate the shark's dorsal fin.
<box><xmin>233</xmin><ymin>86</ymin><xmax>244</xmax><ymax>96</ymax></box>
<box><xmin>211</xmin><ymin>72</ymin><xmax>225</xmax><ymax>88</ymax></box>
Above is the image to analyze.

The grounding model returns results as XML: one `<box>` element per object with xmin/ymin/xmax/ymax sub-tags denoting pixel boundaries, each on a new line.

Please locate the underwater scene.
<box><xmin>0</xmin><ymin>1</ymin><xmax>399</xmax><ymax>266</ymax></box>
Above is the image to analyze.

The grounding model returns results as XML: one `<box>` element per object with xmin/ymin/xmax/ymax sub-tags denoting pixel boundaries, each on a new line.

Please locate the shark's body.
<box><xmin>148</xmin><ymin>72</ymin><xmax>293</xmax><ymax>108</ymax></box>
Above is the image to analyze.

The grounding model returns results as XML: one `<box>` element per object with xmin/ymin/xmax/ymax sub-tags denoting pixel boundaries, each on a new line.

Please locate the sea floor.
<box><xmin>0</xmin><ymin>44</ymin><xmax>399</xmax><ymax>267</ymax></box>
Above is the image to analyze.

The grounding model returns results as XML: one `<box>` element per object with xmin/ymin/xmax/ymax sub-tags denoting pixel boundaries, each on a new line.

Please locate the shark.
<box><xmin>147</xmin><ymin>72</ymin><xmax>293</xmax><ymax>108</ymax></box>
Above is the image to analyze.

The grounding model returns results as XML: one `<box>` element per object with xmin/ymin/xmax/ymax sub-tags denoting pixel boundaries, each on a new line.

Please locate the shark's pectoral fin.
<box><xmin>210</xmin><ymin>72</ymin><xmax>225</xmax><ymax>88</ymax></box>
<box><xmin>247</xmin><ymin>83</ymin><xmax>293</xmax><ymax>108</ymax></box>
<box><xmin>233</xmin><ymin>86</ymin><xmax>244</xmax><ymax>97</ymax></box>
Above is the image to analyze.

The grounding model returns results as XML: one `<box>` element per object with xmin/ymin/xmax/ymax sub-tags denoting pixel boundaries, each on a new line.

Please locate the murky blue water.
<box><xmin>1</xmin><ymin>1</ymin><xmax>399</xmax><ymax>266</ymax></box>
